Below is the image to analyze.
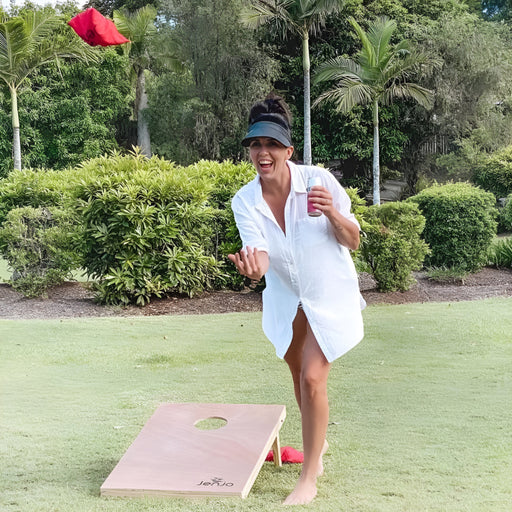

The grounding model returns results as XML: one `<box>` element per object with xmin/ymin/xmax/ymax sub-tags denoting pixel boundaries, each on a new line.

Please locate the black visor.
<box><xmin>241</xmin><ymin>115</ymin><xmax>292</xmax><ymax>148</ymax></box>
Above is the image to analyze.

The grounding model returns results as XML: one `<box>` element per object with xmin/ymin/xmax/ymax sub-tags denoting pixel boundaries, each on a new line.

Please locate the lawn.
<box><xmin>1</xmin><ymin>299</ymin><xmax>511</xmax><ymax>511</ymax></box>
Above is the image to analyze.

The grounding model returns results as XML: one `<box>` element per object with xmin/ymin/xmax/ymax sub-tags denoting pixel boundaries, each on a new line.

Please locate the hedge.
<box><xmin>359</xmin><ymin>201</ymin><xmax>429</xmax><ymax>291</ymax></box>
<box><xmin>0</xmin><ymin>206</ymin><xmax>79</xmax><ymax>297</ymax></box>
<box><xmin>0</xmin><ymin>153</ymin><xmax>256</xmax><ymax>301</ymax></box>
<box><xmin>473</xmin><ymin>145</ymin><xmax>512</xmax><ymax>198</ymax></box>
<box><xmin>408</xmin><ymin>182</ymin><xmax>497</xmax><ymax>272</ymax></box>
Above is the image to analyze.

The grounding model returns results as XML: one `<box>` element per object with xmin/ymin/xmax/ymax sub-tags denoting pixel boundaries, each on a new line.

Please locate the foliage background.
<box><xmin>3</xmin><ymin>0</ymin><xmax>512</xmax><ymax>192</ymax></box>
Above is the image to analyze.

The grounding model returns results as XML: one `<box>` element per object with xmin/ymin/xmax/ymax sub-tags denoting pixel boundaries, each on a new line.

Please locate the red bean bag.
<box><xmin>266</xmin><ymin>446</ymin><xmax>304</xmax><ymax>463</ymax></box>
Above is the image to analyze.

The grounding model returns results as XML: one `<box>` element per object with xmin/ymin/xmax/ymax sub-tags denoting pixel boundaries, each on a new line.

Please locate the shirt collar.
<box><xmin>253</xmin><ymin>160</ymin><xmax>306</xmax><ymax>205</ymax></box>
<box><xmin>288</xmin><ymin>161</ymin><xmax>307</xmax><ymax>194</ymax></box>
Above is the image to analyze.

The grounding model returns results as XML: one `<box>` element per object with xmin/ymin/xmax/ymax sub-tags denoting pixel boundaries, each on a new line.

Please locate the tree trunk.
<box><xmin>302</xmin><ymin>31</ymin><xmax>312</xmax><ymax>166</ymax></box>
<box><xmin>136</xmin><ymin>69</ymin><xmax>151</xmax><ymax>157</ymax></box>
<box><xmin>372</xmin><ymin>100</ymin><xmax>380</xmax><ymax>205</ymax></box>
<box><xmin>11</xmin><ymin>86</ymin><xmax>22</xmax><ymax>171</ymax></box>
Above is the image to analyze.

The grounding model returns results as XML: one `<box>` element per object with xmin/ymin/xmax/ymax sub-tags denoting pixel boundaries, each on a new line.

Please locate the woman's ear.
<box><xmin>286</xmin><ymin>146</ymin><xmax>294</xmax><ymax>159</ymax></box>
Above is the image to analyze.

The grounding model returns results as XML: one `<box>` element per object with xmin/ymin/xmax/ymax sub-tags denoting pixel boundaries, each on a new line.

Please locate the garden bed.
<box><xmin>1</xmin><ymin>267</ymin><xmax>511</xmax><ymax>319</ymax></box>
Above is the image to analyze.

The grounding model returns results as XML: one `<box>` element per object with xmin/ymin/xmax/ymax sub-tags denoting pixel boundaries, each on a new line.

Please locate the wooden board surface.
<box><xmin>101</xmin><ymin>403</ymin><xmax>286</xmax><ymax>498</ymax></box>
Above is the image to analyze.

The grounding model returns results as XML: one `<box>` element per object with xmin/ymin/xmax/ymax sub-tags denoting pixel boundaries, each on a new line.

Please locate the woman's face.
<box><xmin>249</xmin><ymin>137</ymin><xmax>294</xmax><ymax>179</ymax></box>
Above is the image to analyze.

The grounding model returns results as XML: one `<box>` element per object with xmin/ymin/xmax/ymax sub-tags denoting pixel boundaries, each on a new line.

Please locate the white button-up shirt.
<box><xmin>231</xmin><ymin>161</ymin><xmax>364</xmax><ymax>362</ymax></box>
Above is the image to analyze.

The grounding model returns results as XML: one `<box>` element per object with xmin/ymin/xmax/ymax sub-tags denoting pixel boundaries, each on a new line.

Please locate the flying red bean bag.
<box><xmin>68</xmin><ymin>7</ymin><xmax>130</xmax><ymax>47</ymax></box>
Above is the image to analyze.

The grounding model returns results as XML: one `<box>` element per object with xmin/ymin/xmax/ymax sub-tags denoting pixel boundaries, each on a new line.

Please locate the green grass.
<box><xmin>1</xmin><ymin>299</ymin><xmax>512</xmax><ymax>511</ymax></box>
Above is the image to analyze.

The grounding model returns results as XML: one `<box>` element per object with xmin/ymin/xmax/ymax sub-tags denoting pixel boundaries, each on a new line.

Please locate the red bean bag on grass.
<box><xmin>266</xmin><ymin>446</ymin><xmax>304</xmax><ymax>463</ymax></box>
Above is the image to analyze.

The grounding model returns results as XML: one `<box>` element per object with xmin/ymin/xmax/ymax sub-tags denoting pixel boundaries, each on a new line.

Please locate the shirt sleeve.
<box><xmin>231</xmin><ymin>193</ymin><xmax>270</xmax><ymax>253</ymax></box>
<box><xmin>325</xmin><ymin>171</ymin><xmax>360</xmax><ymax>230</ymax></box>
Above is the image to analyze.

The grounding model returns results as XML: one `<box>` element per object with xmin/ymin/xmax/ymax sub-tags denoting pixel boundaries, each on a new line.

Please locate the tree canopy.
<box><xmin>2</xmin><ymin>0</ymin><xmax>512</xmax><ymax>195</ymax></box>
<box><xmin>314</xmin><ymin>16</ymin><xmax>436</xmax><ymax>203</ymax></box>
<box><xmin>0</xmin><ymin>9</ymin><xmax>98</xmax><ymax>170</ymax></box>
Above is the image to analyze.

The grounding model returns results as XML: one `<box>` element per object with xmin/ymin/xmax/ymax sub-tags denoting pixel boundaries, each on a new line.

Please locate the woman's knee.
<box><xmin>300</xmin><ymin>337</ymin><xmax>330</xmax><ymax>399</ymax></box>
<box><xmin>300</xmin><ymin>367</ymin><xmax>328</xmax><ymax>399</ymax></box>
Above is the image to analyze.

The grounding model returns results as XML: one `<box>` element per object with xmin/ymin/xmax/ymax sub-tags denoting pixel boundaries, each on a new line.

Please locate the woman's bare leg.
<box><xmin>284</xmin><ymin>309</ymin><xmax>328</xmax><ymax>476</ymax></box>
<box><xmin>284</xmin><ymin>308</ymin><xmax>307</xmax><ymax>408</ymax></box>
<box><xmin>283</xmin><ymin>312</ymin><xmax>331</xmax><ymax>505</ymax></box>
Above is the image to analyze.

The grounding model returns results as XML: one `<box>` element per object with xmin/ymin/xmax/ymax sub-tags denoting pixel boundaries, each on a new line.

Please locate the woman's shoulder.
<box><xmin>232</xmin><ymin>175</ymin><xmax>260</xmax><ymax>205</ymax></box>
<box><xmin>292</xmin><ymin>163</ymin><xmax>341</xmax><ymax>186</ymax></box>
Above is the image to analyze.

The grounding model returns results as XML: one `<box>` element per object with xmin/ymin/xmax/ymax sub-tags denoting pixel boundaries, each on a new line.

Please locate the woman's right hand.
<box><xmin>228</xmin><ymin>246</ymin><xmax>269</xmax><ymax>281</ymax></box>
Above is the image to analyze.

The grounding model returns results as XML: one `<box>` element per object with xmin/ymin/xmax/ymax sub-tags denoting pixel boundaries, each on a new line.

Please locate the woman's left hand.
<box><xmin>308</xmin><ymin>186</ymin><xmax>335</xmax><ymax>216</ymax></box>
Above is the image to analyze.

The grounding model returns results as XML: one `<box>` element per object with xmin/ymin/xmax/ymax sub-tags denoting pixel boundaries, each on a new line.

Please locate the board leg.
<box><xmin>272</xmin><ymin>434</ymin><xmax>282</xmax><ymax>467</ymax></box>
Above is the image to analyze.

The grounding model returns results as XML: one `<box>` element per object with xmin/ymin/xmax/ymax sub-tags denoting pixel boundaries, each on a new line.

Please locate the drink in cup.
<box><xmin>307</xmin><ymin>177</ymin><xmax>322</xmax><ymax>217</ymax></box>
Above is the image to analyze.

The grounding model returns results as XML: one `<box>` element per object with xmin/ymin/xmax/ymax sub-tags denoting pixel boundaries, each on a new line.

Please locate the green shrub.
<box><xmin>425</xmin><ymin>266</ymin><xmax>469</xmax><ymax>283</ymax></box>
<box><xmin>345</xmin><ymin>187</ymin><xmax>368</xmax><ymax>227</ymax></box>
<box><xmin>0</xmin><ymin>153</ymin><xmax>258</xmax><ymax>302</ymax></box>
<box><xmin>74</xmin><ymin>154</ymin><xmax>223</xmax><ymax>305</ymax></box>
<box><xmin>498</xmin><ymin>194</ymin><xmax>512</xmax><ymax>232</ymax></box>
<box><xmin>408</xmin><ymin>183</ymin><xmax>498</xmax><ymax>272</ymax></box>
<box><xmin>345</xmin><ymin>187</ymin><xmax>370</xmax><ymax>272</ymax></box>
<box><xmin>359</xmin><ymin>201</ymin><xmax>430</xmax><ymax>292</ymax></box>
<box><xmin>473</xmin><ymin>145</ymin><xmax>512</xmax><ymax>198</ymax></box>
<box><xmin>190</xmin><ymin>160</ymin><xmax>256</xmax><ymax>289</ymax></box>
<box><xmin>487</xmin><ymin>236</ymin><xmax>512</xmax><ymax>268</ymax></box>
<box><xmin>0</xmin><ymin>206</ymin><xmax>80</xmax><ymax>297</ymax></box>
<box><xmin>0</xmin><ymin>168</ymin><xmax>72</xmax><ymax>225</ymax></box>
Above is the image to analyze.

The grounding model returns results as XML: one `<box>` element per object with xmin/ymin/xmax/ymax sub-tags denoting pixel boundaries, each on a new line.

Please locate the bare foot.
<box><xmin>283</xmin><ymin>476</ymin><xmax>317</xmax><ymax>506</ymax></box>
<box><xmin>283</xmin><ymin>440</ymin><xmax>329</xmax><ymax>505</ymax></box>
<box><xmin>317</xmin><ymin>439</ymin><xmax>329</xmax><ymax>477</ymax></box>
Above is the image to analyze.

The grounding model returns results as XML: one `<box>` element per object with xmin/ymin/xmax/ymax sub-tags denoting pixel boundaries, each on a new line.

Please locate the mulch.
<box><xmin>1</xmin><ymin>267</ymin><xmax>511</xmax><ymax>320</ymax></box>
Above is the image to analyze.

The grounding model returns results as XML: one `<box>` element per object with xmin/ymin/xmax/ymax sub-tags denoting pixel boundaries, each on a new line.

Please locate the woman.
<box><xmin>228</xmin><ymin>94</ymin><xmax>364</xmax><ymax>506</ymax></box>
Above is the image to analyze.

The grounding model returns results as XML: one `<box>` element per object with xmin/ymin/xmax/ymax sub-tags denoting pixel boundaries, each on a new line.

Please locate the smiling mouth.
<box><xmin>259</xmin><ymin>160</ymin><xmax>273</xmax><ymax>169</ymax></box>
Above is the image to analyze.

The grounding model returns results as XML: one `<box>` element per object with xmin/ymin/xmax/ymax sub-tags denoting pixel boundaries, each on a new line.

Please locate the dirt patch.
<box><xmin>1</xmin><ymin>267</ymin><xmax>511</xmax><ymax>320</ymax></box>
<box><xmin>359</xmin><ymin>267</ymin><xmax>512</xmax><ymax>306</ymax></box>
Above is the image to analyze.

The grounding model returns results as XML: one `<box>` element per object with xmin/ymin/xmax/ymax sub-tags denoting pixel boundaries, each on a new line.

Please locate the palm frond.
<box><xmin>0</xmin><ymin>18</ymin><xmax>28</xmax><ymax>80</ymax></box>
<box><xmin>150</xmin><ymin>31</ymin><xmax>184</xmax><ymax>74</ymax></box>
<box><xmin>382</xmin><ymin>82</ymin><xmax>434</xmax><ymax>109</ymax></box>
<box><xmin>348</xmin><ymin>17</ymin><xmax>376</xmax><ymax>68</ymax></box>
<box><xmin>22</xmin><ymin>10</ymin><xmax>60</xmax><ymax>42</ymax></box>
<box><xmin>299</xmin><ymin>0</ymin><xmax>344</xmax><ymax>34</ymax></box>
<box><xmin>314</xmin><ymin>78</ymin><xmax>373</xmax><ymax>112</ymax></box>
<box><xmin>114</xmin><ymin>6</ymin><xmax>157</xmax><ymax>68</ymax></box>
<box><xmin>315</xmin><ymin>14</ymin><xmax>436</xmax><ymax>120</ymax></box>
<box><xmin>307</xmin><ymin>0</ymin><xmax>345</xmax><ymax>15</ymax></box>
<box><xmin>114</xmin><ymin>5</ymin><xmax>157</xmax><ymax>43</ymax></box>
<box><xmin>0</xmin><ymin>11</ymin><xmax>98</xmax><ymax>88</ymax></box>
<box><xmin>0</xmin><ymin>30</ymin><xmax>6</xmax><ymax>58</ymax></box>
<box><xmin>242</xmin><ymin>0</ymin><xmax>343</xmax><ymax>37</ymax></box>
<box><xmin>367</xmin><ymin>16</ymin><xmax>396</xmax><ymax>66</ymax></box>
<box><xmin>381</xmin><ymin>49</ymin><xmax>440</xmax><ymax>85</ymax></box>
<box><xmin>313</xmin><ymin>56</ymin><xmax>363</xmax><ymax>84</ymax></box>
<box><xmin>17</xmin><ymin>40</ymin><xmax>99</xmax><ymax>85</ymax></box>
<box><xmin>241</xmin><ymin>0</ymin><xmax>299</xmax><ymax>37</ymax></box>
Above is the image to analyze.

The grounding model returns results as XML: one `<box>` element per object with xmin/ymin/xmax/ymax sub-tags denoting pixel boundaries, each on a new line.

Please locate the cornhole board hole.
<box><xmin>101</xmin><ymin>403</ymin><xmax>286</xmax><ymax>498</ymax></box>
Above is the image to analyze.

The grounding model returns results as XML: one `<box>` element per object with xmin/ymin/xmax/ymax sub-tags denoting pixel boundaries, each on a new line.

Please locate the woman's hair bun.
<box><xmin>249</xmin><ymin>92</ymin><xmax>292</xmax><ymax>128</ymax></box>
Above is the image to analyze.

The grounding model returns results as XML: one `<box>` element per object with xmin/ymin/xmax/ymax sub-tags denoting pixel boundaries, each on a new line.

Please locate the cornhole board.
<box><xmin>101</xmin><ymin>402</ymin><xmax>286</xmax><ymax>498</ymax></box>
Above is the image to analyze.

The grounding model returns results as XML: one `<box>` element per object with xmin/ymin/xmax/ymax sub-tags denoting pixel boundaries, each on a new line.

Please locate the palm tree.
<box><xmin>314</xmin><ymin>16</ymin><xmax>437</xmax><ymax>204</ymax></box>
<box><xmin>114</xmin><ymin>6</ymin><xmax>157</xmax><ymax>157</ymax></box>
<box><xmin>0</xmin><ymin>10</ymin><xmax>98</xmax><ymax>171</ymax></box>
<box><xmin>241</xmin><ymin>0</ymin><xmax>345</xmax><ymax>166</ymax></box>
<box><xmin>114</xmin><ymin>6</ymin><xmax>183</xmax><ymax>158</ymax></box>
